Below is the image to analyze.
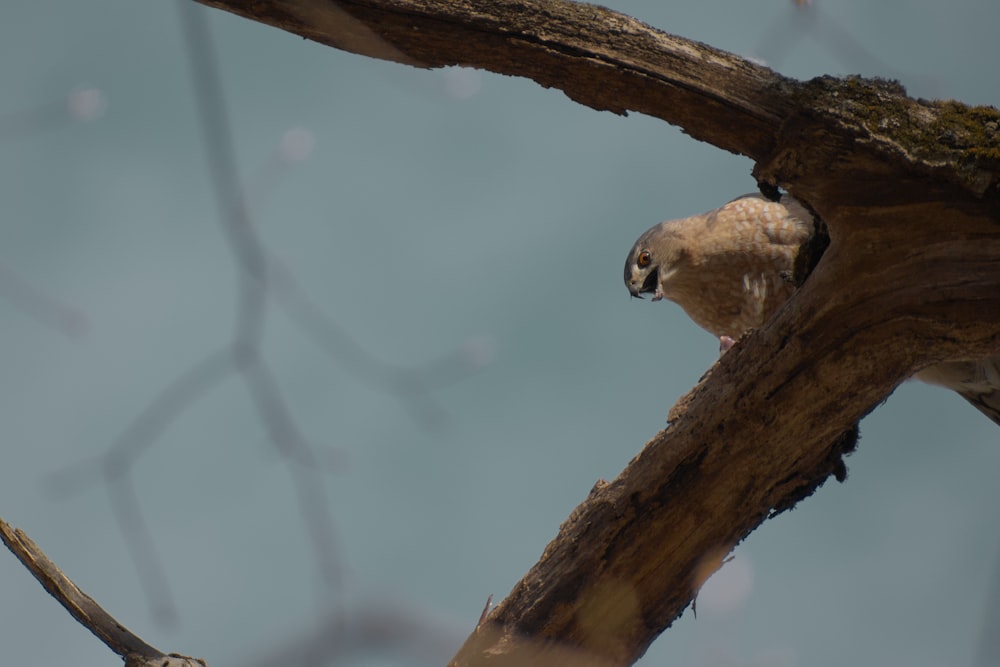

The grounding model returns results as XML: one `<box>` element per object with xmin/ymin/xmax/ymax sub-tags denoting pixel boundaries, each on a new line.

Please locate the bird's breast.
<box><xmin>665</xmin><ymin>253</ymin><xmax>798</xmax><ymax>339</ymax></box>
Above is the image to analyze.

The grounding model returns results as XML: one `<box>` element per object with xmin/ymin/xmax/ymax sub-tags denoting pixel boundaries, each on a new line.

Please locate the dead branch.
<box><xmin>0</xmin><ymin>517</ymin><xmax>206</xmax><ymax>667</ymax></box>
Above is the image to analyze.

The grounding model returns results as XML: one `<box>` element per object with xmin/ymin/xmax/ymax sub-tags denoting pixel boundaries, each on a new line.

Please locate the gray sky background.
<box><xmin>1</xmin><ymin>1</ymin><xmax>998</xmax><ymax>666</ymax></box>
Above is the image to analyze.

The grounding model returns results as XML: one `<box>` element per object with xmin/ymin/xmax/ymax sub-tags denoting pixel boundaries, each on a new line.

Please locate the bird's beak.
<box><xmin>627</xmin><ymin>269</ymin><xmax>659</xmax><ymax>300</ymax></box>
<box><xmin>639</xmin><ymin>268</ymin><xmax>659</xmax><ymax>296</ymax></box>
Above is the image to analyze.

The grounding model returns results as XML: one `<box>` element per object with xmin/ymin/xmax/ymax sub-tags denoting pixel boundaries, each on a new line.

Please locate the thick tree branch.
<box><xmin>193</xmin><ymin>1</ymin><xmax>1000</xmax><ymax>666</ymax></box>
<box><xmin>200</xmin><ymin>0</ymin><xmax>793</xmax><ymax>158</ymax></box>
<box><xmin>197</xmin><ymin>0</ymin><xmax>1000</xmax><ymax>199</ymax></box>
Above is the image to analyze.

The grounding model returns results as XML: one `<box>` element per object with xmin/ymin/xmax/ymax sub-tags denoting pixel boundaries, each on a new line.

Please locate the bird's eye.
<box><xmin>637</xmin><ymin>251</ymin><xmax>651</xmax><ymax>268</ymax></box>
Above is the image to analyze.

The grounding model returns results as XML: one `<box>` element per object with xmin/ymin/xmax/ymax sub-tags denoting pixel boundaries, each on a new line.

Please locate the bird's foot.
<box><xmin>719</xmin><ymin>336</ymin><xmax>736</xmax><ymax>353</ymax></box>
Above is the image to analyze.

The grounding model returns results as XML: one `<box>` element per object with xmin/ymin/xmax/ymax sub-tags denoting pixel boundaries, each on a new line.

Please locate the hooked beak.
<box><xmin>628</xmin><ymin>268</ymin><xmax>659</xmax><ymax>299</ymax></box>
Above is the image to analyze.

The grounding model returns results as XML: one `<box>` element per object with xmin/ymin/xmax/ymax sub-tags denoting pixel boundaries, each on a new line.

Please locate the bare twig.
<box><xmin>43</xmin><ymin>348</ymin><xmax>235</xmax><ymax>623</ymax></box>
<box><xmin>476</xmin><ymin>594</ymin><xmax>493</xmax><ymax>629</ymax></box>
<box><xmin>45</xmin><ymin>1</ymin><xmax>492</xmax><ymax>624</ymax></box>
<box><xmin>179</xmin><ymin>0</ymin><xmax>346</xmax><ymax>593</ymax></box>
<box><xmin>0</xmin><ymin>516</ymin><xmax>205</xmax><ymax>667</ymax></box>
<box><xmin>108</xmin><ymin>474</ymin><xmax>182</xmax><ymax>627</ymax></box>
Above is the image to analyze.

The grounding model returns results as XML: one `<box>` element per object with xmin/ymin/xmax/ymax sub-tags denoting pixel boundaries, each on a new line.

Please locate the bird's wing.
<box><xmin>710</xmin><ymin>194</ymin><xmax>813</xmax><ymax>248</ymax></box>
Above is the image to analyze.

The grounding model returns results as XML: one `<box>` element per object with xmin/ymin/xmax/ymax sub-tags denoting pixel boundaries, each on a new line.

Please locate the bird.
<box><xmin>623</xmin><ymin>193</ymin><xmax>1000</xmax><ymax>427</ymax></box>
<box><xmin>624</xmin><ymin>193</ymin><xmax>813</xmax><ymax>350</ymax></box>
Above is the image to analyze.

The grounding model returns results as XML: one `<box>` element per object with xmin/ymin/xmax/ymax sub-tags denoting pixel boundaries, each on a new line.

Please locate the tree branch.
<box><xmin>198</xmin><ymin>0</ymin><xmax>794</xmax><ymax>158</ymax></box>
<box><xmin>0</xmin><ymin>517</ymin><xmax>205</xmax><ymax>667</ymax></box>
<box><xmin>192</xmin><ymin>1</ymin><xmax>1000</xmax><ymax>665</ymax></box>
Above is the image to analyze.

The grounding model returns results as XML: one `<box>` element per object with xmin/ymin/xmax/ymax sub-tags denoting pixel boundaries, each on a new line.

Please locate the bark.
<box><xmin>0</xmin><ymin>518</ymin><xmax>207</xmax><ymax>667</ymax></box>
<box><xmin>191</xmin><ymin>0</ymin><xmax>1000</xmax><ymax>665</ymax></box>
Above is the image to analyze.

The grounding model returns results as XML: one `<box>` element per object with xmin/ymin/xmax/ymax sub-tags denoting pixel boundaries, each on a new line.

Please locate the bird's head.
<box><xmin>623</xmin><ymin>222</ymin><xmax>685</xmax><ymax>301</ymax></box>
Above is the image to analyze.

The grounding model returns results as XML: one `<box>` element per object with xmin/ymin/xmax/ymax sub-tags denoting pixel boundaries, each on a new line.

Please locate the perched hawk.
<box><xmin>623</xmin><ymin>193</ymin><xmax>1000</xmax><ymax>427</ymax></box>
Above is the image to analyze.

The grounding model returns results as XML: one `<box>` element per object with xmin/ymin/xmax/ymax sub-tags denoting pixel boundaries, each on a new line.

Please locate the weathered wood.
<box><xmin>0</xmin><ymin>517</ymin><xmax>207</xmax><ymax>667</ymax></box>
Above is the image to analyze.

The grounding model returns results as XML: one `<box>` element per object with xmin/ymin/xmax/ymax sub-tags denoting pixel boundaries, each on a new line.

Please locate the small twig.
<box><xmin>0</xmin><ymin>516</ymin><xmax>206</xmax><ymax>667</ymax></box>
<box><xmin>178</xmin><ymin>0</ymin><xmax>346</xmax><ymax>598</ymax></box>
<box><xmin>107</xmin><ymin>475</ymin><xmax>181</xmax><ymax>627</ymax></box>
<box><xmin>476</xmin><ymin>594</ymin><xmax>493</xmax><ymax>629</ymax></box>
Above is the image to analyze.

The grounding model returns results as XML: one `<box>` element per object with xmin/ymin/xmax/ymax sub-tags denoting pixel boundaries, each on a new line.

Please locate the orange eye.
<box><xmin>637</xmin><ymin>251</ymin><xmax>651</xmax><ymax>268</ymax></box>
